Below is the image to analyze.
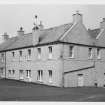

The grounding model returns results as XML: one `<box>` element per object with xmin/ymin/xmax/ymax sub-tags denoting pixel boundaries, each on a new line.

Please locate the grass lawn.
<box><xmin>0</xmin><ymin>79</ymin><xmax>105</xmax><ymax>101</ymax></box>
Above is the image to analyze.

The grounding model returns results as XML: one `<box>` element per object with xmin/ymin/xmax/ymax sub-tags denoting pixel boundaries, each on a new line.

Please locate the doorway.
<box><xmin>77</xmin><ymin>74</ymin><xmax>84</xmax><ymax>87</ymax></box>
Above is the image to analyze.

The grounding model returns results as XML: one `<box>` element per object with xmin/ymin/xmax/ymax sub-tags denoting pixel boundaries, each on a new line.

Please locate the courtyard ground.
<box><xmin>0</xmin><ymin>79</ymin><xmax>105</xmax><ymax>101</ymax></box>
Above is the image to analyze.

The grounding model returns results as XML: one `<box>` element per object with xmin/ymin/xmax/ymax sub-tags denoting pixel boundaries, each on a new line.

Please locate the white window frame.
<box><xmin>19</xmin><ymin>70</ymin><xmax>24</xmax><ymax>80</ymax></box>
<box><xmin>37</xmin><ymin>48</ymin><xmax>41</xmax><ymax>59</ymax></box>
<box><xmin>0</xmin><ymin>68</ymin><xmax>3</xmax><ymax>75</ymax></box>
<box><xmin>19</xmin><ymin>50</ymin><xmax>22</xmax><ymax>57</ymax></box>
<box><xmin>88</xmin><ymin>48</ymin><xmax>93</xmax><ymax>59</ymax></box>
<box><xmin>48</xmin><ymin>46</ymin><xmax>52</xmax><ymax>59</ymax></box>
<box><xmin>26</xmin><ymin>70</ymin><xmax>31</xmax><ymax>78</ymax></box>
<box><xmin>1</xmin><ymin>53</ymin><xmax>4</xmax><ymax>62</ymax></box>
<box><xmin>8</xmin><ymin>70</ymin><xmax>11</xmax><ymax>75</ymax></box>
<box><xmin>12</xmin><ymin>51</ymin><xmax>15</xmax><ymax>57</ymax></box>
<box><xmin>12</xmin><ymin>70</ymin><xmax>15</xmax><ymax>75</ymax></box>
<box><xmin>97</xmin><ymin>48</ymin><xmax>101</xmax><ymax>59</ymax></box>
<box><xmin>48</xmin><ymin>70</ymin><xmax>52</xmax><ymax>83</ymax></box>
<box><xmin>37</xmin><ymin>70</ymin><xmax>43</xmax><ymax>82</ymax></box>
<box><xmin>69</xmin><ymin>45</ymin><xmax>74</xmax><ymax>58</ymax></box>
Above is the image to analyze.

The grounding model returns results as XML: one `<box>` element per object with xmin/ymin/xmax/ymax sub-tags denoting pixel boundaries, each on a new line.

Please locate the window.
<box><xmin>69</xmin><ymin>46</ymin><xmax>74</xmax><ymax>58</ymax></box>
<box><xmin>26</xmin><ymin>70</ymin><xmax>31</xmax><ymax>78</ymax></box>
<box><xmin>97</xmin><ymin>48</ymin><xmax>101</xmax><ymax>59</ymax></box>
<box><xmin>8</xmin><ymin>70</ymin><xmax>11</xmax><ymax>75</ymax></box>
<box><xmin>48</xmin><ymin>46</ymin><xmax>52</xmax><ymax>59</ymax></box>
<box><xmin>88</xmin><ymin>48</ymin><xmax>92</xmax><ymax>59</ymax></box>
<box><xmin>19</xmin><ymin>50</ymin><xmax>22</xmax><ymax>57</ymax></box>
<box><xmin>20</xmin><ymin>70</ymin><xmax>23</xmax><ymax>74</ymax></box>
<box><xmin>37</xmin><ymin>48</ymin><xmax>41</xmax><ymax>59</ymax></box>
<box><xmin>0</xmin><ymin>68</ymin><xmax>3</xmax><ymax>75</ymax></box>
<box><xmin>12</xmin><ymin>52</ymin><xmax>15</xmax><ymax>57</ymax></box>
<box><xmin>28</xmin><ymin>49</ymin><xmax>31</xmax><ymax>56</ymax></box>
<box><xmin>1</xmin><ymin>53</ymin><xmax>4</xmax><ymax>62</ymax></box>
<box><xmin>12</xmin><ymin>70</ymin><xmax>15</xmax><ymax>75</ymax></box>
<box><xmin>37</xmin><ymin>70</ymin><xmax>43</xmax><ymax>81</ymax></box>
<box><xmin>48</xmin><ymin>70</ymin><xmax>52</xmax><ymax>82</ymax></box>
<box><xmin>19</xmin><ymin>70</ymin><xmax>24</xmax><ymax>79</ymax></box>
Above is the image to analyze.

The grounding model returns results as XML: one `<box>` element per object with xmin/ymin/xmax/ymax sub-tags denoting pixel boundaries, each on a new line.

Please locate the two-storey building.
<box><xmin>0</xmin><ymin>11</ymin><xmax>105</xmax><ymax>87</ymax></box>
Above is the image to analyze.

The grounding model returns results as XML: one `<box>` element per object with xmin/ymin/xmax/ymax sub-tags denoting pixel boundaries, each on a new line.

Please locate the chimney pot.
<box><xmin>2</xmin><ymin>32</ymin><xmax>9</xmax><ymax>42</ymax></box>
<box><xmin>72</xmin><ymin>11</ymin><xmax>83</xmax><ymax>24</ymax></box>
<box><xmin>17</xmin><ymin>27</ymin><xmax>24</xmax><ymax>36</ymax></box>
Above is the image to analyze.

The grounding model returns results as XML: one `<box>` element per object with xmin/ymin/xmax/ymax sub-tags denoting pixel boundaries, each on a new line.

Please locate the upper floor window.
<box><xmin>37</xmin><ymin>48</ymin><xmax>41</xmax><ymax>59</ymax></box>
<box><xmin>1</xmin><ymin>53</ymin><xmax>4</xmax><ymax>57</ymax></box>
<box><xmin>69</xmin><ymin>46</ymin><xmax>74</xmax><ymax>58</ymax></box>
<box><xmin>97</xmin><ymin>48</ymin><xmax>101</xmax><ymax>59</ymax></box>
<box><xmin>88</xmin><ymin>48</ymin><xmax>92</xmax><ymax>59</ymax></box>
<box><xmin>1</xmin><ymin>53</ymin><xmax>4</xmax><ymax>62</ymax></box>
<box><xmin>12</xmin><ymin>52</ymin><xmax>15</xmax><ymax>57</ymax></box>
<box><xmin>28</xmin><ymin>49</ymin><xmax>31</xmax><ymax>56</ymax></box>
<box><xmin>48</xmin><ymin>46</ymin><xmax>52</xmax><ymax>59</ymax></box>
<box><xmin>19</xmin><ymin>50</ymin><xmax>22</xmax><ymax>57</ymax></box>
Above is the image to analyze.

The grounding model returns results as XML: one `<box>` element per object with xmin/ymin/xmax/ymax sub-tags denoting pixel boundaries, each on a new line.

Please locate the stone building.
<box><xmin>0</xmin><ymin>11</ymin><xmax>105</xmax><ymax>87</ymax></box>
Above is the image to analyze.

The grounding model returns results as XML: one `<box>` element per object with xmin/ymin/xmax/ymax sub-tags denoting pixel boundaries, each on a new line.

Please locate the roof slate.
<box><xmin>88</xmin><ymin>28</ymin><xmax>100</xmax><ymax>39</ymax></box>
<box><xmin>0</xmin><ymin>23</ymin><xmax>73</xmax><ymax>51</ymax></box>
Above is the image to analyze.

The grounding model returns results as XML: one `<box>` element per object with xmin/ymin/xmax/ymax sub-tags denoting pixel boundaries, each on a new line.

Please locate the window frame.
<box><xmin>28</xmin><ymin>49</ymin><xmax>31</xmax><ymax>56</ymax></box>
<box><xmin>37</xmin><ymin>48</ymin><xmax>41</xmax><ymax>59</ymax></box>
<box><xmin>26</xmin><ymin>70</ymin><xmax>31</xmax><ymax>78</ymax></box>
<box><xmin>48</xmin><ymin>46</ymin><xmax>53</xmax><ymax>59</ymax></box>
<box><xmin>48</xmin><ymin>70</ymin><xmax>52</xmax><ymax>82</ymax></box>
<box><xmin>19</xmin><ymin>50</ymin><xmax>22</xmax><ymax>57</ymax></box>
<box><xmin>88</xmin><ymin>47</ymin><xmax>93</xmax><ymax>59</ymax></box>
<box><xmin>97</xmin><ymin>48</ymin><xmax>101</xmax><ymax>59</ymax></box>
<box><xmin>69</xmin><ymin>45</ymin><xmax>74</xmax><ymax>58</ymax></box>
<box><xmin>37</xmin><ymin>70</ymin><xmax>43</xmax><ymax>81</ymax></box>
<box><xmin>12</xmin><ymin>51</ymin><xmax>15</xmax><ymax>57</ymax></box>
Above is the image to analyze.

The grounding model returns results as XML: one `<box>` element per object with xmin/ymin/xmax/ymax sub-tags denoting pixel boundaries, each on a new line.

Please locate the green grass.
<box><xmin>0</xmin><ymin>79</ymin><xmax>105</xmax><ymax>101</ymax></box>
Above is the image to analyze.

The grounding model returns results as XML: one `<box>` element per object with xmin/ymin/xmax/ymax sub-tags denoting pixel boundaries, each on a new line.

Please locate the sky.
<box><xmin>0</xmin><ymin>4</ymin><xmax>105</xmax><ymax>40</ymax></box>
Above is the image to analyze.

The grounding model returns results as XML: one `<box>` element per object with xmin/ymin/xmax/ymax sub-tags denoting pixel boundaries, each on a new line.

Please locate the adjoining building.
<box><xmin>0</xmin><ymin>11</ymin><xmax>105</xmax><ymax>87</ymax></box>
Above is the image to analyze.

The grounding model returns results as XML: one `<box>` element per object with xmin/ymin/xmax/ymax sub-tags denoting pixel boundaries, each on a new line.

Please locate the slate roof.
<box><xmin>88</xmin><ymin>28</ymin><xmax>100</xmax><ymax>39</ymax></box>
<box><xmin>0</xmin><ymin>23</ymin><xmax>73</xmax><ymax>52</ymax></box>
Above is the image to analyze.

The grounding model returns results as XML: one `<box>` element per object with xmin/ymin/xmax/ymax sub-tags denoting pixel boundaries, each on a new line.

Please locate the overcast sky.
<box><xmin>0</xmin><ymin>4</ymin><xmax>105</xmax><ymax>39</ymax></box>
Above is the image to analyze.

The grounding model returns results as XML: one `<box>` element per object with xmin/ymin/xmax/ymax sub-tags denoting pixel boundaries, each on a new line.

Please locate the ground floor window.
<box><xmin>37</xmin><ymin>70</ymin><xmax>43</xmax><ymax>81</ymax></box>
<box><xmin>19</xmin><ymin>70</ymin><xmax>24</xmax><ymax>79</ymax></box>
<box><xmin>26</xmin><ymin>70</ymin><xmax>31</xmax><ymax>78</ymax></box>
<box><xmin>12</xmin><ymin>70</ymin><xmax>15</xmax><ymax>75</ymax></box>
<box><xmin>48</xmin><ymin>70</ymin><xmax>52</xmax><ymax>82</ymax></box>
<box><xmin>0</xmin><ymin>68</ymin><xmax>3</xmax><ymax>75</ymax></box>
<box><xmin>8</xmin><ymin>70</ymin><xmax>11</xmax><ymax>75</ymax></box>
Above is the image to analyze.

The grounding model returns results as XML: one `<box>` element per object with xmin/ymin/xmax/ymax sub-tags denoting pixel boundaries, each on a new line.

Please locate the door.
<box><xmin>78</xmin><ymin>74</ymin><xmax>84</xmax><ymax>87</ymax></box>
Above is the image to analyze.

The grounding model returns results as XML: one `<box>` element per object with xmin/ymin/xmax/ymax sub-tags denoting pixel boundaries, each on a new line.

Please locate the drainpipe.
<box><xmin>4</xmin><ymin>52</ymin><xmax>6</xmax><ymax>79</ymax></box>
<box><xmin>62</xmin><ymin>44</ymin><xmax>64</xmax><ymax>87</ymax></box>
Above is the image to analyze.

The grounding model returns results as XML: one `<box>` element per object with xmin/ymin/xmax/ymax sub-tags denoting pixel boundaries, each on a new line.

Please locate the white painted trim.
<box><xmin>96</xmin><ymin>29</ymin><xmax>104</xmax><ymax>39</ymax></box>
<box><xmin>60</xmin><ymin>22</ymin><xmax>77</xmax><ymax>40</ymax></box>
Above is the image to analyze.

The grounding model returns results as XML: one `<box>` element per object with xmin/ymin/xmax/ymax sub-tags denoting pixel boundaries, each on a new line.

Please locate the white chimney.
<box><xmin>72</xmin><ymin>11</ymin><xmax>83</xmax><ymax>24</ymax></box>
<box><xmin>17</xmin><ymin>27</ymin><xmax>24</xmax><ymax>36</ymax></box>
<box><xmin>2</xmin><ymin>32</ymin><xmax>9</xmax><ymax>42</ymax></box>
<box><xmin>100</xmin><ymin>18</ymin><xmax>105</xmax><ymax>29</ymax></box>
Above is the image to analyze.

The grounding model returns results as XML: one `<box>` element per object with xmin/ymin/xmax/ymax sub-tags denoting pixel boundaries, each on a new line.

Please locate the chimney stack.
<box><xmin>72</xmin><ymin>11</ymin><xmax>83</xmax><ymax>24</ymax></box>
<box><xmin>2</xmin><ymin>32</ymin><xmax>9</xmax><ymax>42</ymax></box>
<box><xmin>100</xmin><ymin>18</ymin><xmax>105</xmax><ymax>29</ymax></box>
<box><xmin>17</xmin><ymin>27</ymin><xmax>24</xmax><ymax>36</ymax></box>
<box><xmin>39</xmin><ymin>21</ymin><xmax>44</xmax><ymax>30</ymax></box>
